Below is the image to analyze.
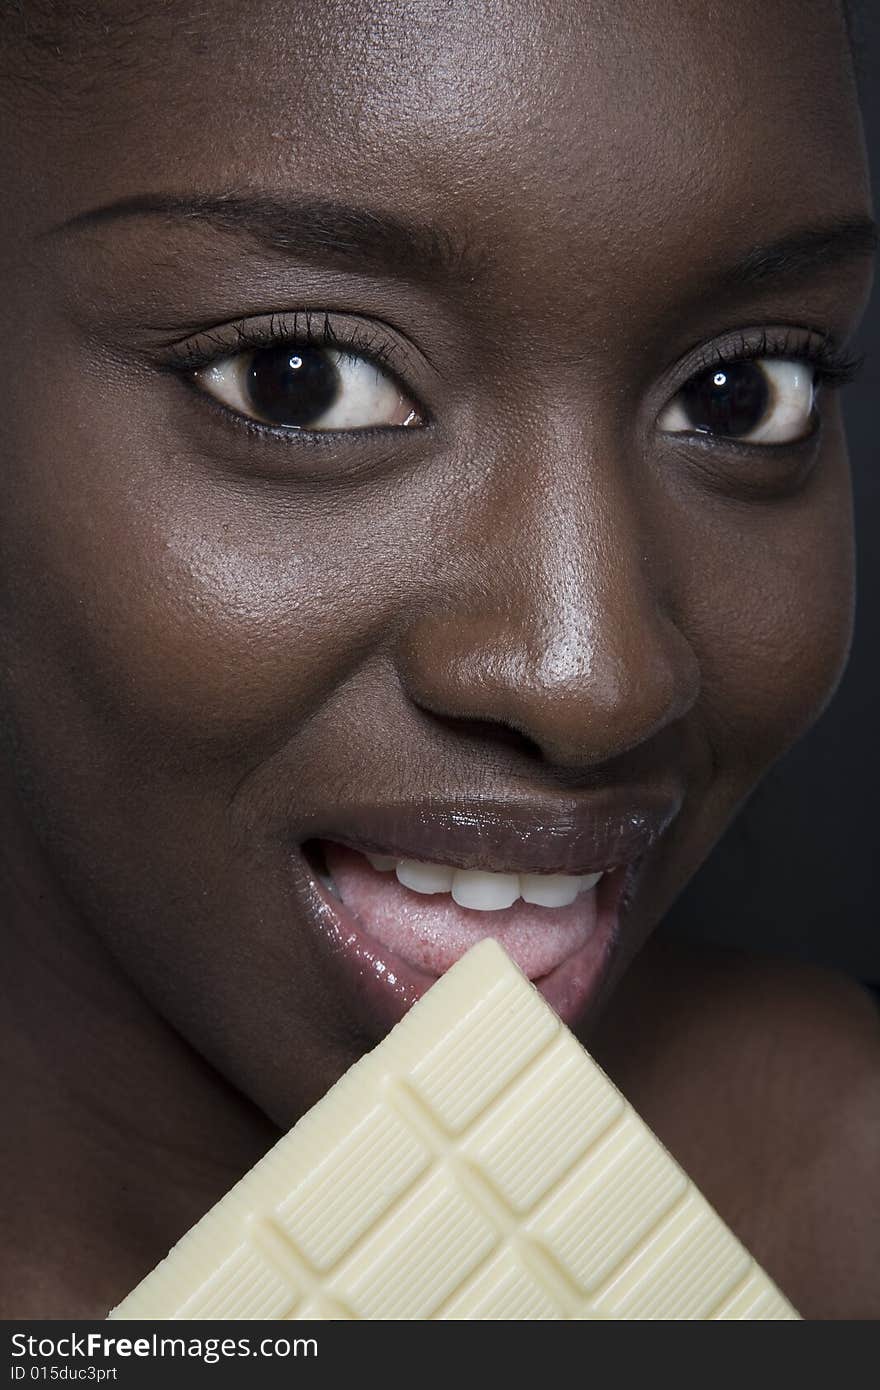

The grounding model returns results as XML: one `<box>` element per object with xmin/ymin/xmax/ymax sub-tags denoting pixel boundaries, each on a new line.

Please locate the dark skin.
<box><xmin>0</xmin><ymin>0</ymin><xmax>878</xmax><ymax>1319</ymax></box>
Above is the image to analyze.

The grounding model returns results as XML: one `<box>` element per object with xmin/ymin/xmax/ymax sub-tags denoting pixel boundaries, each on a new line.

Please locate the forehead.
<box><xmin>1</xmin><ymin>0</ymin><xmax>868</xmax><ymax>320</ymax></box>
<box><xmin>8</xmin><ymin>2</ymin><xmax>863</xmax><ymax>177</ymax></box>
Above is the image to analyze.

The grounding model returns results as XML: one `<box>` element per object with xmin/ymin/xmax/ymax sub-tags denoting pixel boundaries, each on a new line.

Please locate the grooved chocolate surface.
<box><xmin>110</xmin><ymin>941</ymin><xmax>800</xmax><ymax>1321</ymax></box>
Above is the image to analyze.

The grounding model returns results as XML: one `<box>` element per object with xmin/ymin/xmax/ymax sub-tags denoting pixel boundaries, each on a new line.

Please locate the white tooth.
<box><xmin>577</xmin><ymin>871</ymin><xmax>603</xmax><ymax>892</ymax></box>
<box><xmin>365</xmin><ymin>852</ymin><xmax>397</xmax><ymax>872</ymax></box>
<box><xmin>519</xmin><ymin>872</ymin><xmax>583</xmax><ymax>907</ymax></box>
<box><xmin>395</xmin><ymin>859</ymin><xmax>456</xmax><ymax>894</ymax></box>
<box><xmin>451</xmin><ymin>868</ymin><xmax>520</xmax><ymax>911</ymax></box>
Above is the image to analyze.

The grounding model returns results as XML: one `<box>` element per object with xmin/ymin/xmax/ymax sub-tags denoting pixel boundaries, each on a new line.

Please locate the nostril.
<box><xmin>410</xmin><ymin>703</ymin><xmax>642</xmax><ymax>787</ymax></box>
<box><xmin>418</xmin><ymin>710</ymin><xmax>544</xmax><ymax>761</ymax></box>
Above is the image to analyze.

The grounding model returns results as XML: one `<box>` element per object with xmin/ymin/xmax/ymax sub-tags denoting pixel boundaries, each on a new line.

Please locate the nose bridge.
<box><xmin>396</xmin><ymin>437</ymin><xmax>699</xmax><ymax>768</ymax></box>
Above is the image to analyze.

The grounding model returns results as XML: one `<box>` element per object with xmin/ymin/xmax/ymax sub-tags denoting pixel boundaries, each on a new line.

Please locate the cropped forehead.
<box><xmin>1</xmin><ymin>0</ymin><xmax>868</xmax><ymax>325</ymax></box>
<box><xmin>4</xmin><ymin>1</ymin><xmax>862</xmax><ymax>193</ymax></box>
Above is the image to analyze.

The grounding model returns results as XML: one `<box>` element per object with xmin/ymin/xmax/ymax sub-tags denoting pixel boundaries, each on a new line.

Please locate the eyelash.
<box><xmin>170</xmin><ymin>309</ymin><xmax>406</xmax><ymax>383</ymax></box>
<box><xmin>680</xmin><ymin>327</ymin><xmax>863</xmax><ymax>394</ymax></box>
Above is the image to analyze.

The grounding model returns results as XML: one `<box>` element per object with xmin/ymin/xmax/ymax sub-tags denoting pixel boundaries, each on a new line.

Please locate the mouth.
<box><xmin>290</xmin><ymin>796</ymin><xmax>675</xmax><ymax>1037</ymax></box>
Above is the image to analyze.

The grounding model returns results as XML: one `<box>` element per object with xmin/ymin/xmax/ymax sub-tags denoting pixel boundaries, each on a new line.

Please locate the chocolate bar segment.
<box><xmin>109</xmin><ymin>939</ymin><xmax>799</xmax><ymax>1320</ymax></box>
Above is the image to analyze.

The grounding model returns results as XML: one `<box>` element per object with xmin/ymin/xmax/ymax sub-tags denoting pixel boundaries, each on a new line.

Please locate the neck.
<box><xmin>0</xmin><ymin>783</ymin><xmax>277</xmax><ymax>1318</ymax></box>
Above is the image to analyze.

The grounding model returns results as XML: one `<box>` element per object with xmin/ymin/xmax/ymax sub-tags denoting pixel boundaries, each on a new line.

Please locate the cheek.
<box><xmin>669</xmin><ymin>440</ymin><xmax>855</xmax><ymax>773</ymax></box>
<box><xmin>0</xmin><ymin>426</ymin><xmax>390</xmax><ymax>777</ymax></box>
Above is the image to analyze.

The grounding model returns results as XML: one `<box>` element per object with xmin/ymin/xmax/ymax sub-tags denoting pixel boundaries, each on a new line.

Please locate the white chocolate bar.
<box><xmin>109</xmin><ymin>939</ymin><xmax>799</xmax><ymax>1320</ymax></box>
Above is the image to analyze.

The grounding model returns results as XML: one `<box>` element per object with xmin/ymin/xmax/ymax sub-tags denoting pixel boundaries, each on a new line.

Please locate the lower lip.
<box><xmin>292</xmin><ymin>848</ymin><xmax>641</xmax><ymax>1038</ymax></box>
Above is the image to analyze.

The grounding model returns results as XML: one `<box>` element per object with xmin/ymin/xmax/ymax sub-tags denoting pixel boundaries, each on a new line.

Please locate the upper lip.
<box><xmin>302</xmin><ymin>786</ymin><xmax>683</xmax><ymax>876</ymax></box>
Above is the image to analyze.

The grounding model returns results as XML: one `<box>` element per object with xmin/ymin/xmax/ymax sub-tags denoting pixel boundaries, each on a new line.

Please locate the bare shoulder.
<box><xmin>591</xmin><ymin>937</ymin><xmax>880</xmax><ymax>1320</ymax></box>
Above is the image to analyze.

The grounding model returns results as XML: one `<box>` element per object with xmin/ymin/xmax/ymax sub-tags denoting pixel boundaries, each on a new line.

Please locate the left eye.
<box><xmin>194</xmin><ymin>342</ymin><xmax>422</xmax><ymax>431</ymax></box>
<box><xmin>658</xmin><ymin>358</ymin><xmax>816</xmax><ymax>444</ymax></box>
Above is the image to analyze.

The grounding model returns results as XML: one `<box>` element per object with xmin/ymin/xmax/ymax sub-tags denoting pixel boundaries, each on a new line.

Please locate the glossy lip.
<box><xmin>290</xmin><ymin>831</ymin><xmax>655</xmax><ymax>1038</ymax></box>
<box><xmin>296</xmin><ymin>789</ymin><xmax>682</xmax><ymax>876</ymax></box>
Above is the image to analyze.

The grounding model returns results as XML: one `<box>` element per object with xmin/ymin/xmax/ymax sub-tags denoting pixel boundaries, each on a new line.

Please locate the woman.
<box><xmin>0</xmin><ymin>0</ymin><xmax>877</xmax><ymax>1318</ymax></box>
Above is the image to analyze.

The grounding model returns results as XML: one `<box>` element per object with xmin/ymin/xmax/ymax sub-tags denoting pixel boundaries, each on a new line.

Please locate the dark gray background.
<box><xmin>661</xmin><ymin>13</ymin><xmax>879</xmax><ymax>982</ymax></box>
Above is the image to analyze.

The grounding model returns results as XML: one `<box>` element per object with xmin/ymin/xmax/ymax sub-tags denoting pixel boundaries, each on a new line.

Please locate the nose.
<box><xmin>394</xmin><ymin>439</ymin><xmax>700</xmax><ymax>771</ymax></box>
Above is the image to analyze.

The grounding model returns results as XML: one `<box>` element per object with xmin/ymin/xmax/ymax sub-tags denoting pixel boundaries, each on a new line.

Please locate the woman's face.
<box><xmin>0</xmin><ymin>0</ymin><xmax>873</xmax><ymax>1123</ymax></box>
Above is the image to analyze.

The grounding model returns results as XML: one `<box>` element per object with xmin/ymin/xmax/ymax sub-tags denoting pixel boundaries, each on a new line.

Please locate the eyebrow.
<box><xmin>715</xmin><ymin>215</ymin><xmax>877</xmax><ymax>291</ymax></box>
<box><xmin>44</xmin><ymin>191</ymin><xmax>487</xmax><ymax>285</ymax></box>
<box><xmin>45</xmin><ymin>192</ymin><xmax>877</xmax><ymax>294</ymax></box>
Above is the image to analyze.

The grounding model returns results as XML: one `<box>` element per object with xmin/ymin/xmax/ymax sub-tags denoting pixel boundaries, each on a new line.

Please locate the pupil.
<box><xmin>246</xmin><ymin>344</ymin><xmax>340</xmax><ymax>426</ymax></box>
<box><xmin>681</xmin><ymin>361</ymin><xmax>769</xmax><ymax>437</ymax></box>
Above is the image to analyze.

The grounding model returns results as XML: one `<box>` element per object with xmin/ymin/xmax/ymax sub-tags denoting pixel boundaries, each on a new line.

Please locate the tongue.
<box><xmin>322</xmin><ymin>840</ymin><xmax>599</xmax><ymax>978</ymax></box>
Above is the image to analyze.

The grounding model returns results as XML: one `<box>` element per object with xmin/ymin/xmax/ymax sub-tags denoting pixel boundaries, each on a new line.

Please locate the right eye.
<box><xmin>194</xmin><ymin>341</ymin><xmax>422</xmax><ymax>432</ymax></box>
